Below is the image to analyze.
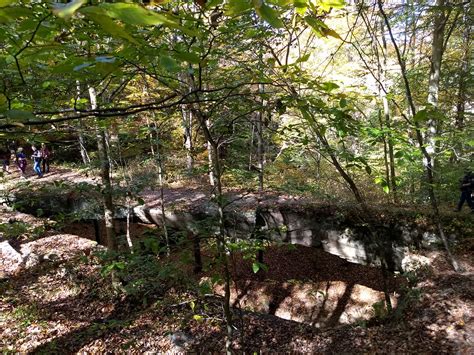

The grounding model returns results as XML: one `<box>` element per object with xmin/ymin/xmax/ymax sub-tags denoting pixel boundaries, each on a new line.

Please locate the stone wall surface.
<box><xmin>6</xmin><ymin>186</ymin><xmax>471</xmax><ymax>271</ymax></box>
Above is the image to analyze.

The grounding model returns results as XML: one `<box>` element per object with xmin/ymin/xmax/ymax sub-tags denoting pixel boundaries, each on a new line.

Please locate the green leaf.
<box><xmin>160</xmin><ymin>55</ymin><xmax>179</xmax><ymax>72</ymax></box>
<box><xmin>304</xmin><ymin>16</ymin><xmax>341</xmax><ymax>40</ymax></box>
<box><xmin>99</xmin><ymin>3</ymin><xmax>178</xmax><ymax>27</ymax></box>
<box><xmin>198</xmin><ymin>281</ymin><xmax>212</xmax><ymax>295</ymax></box>
<box><xmin>0</xmin><ymin>7</ymin><xmax>33</xmax><ymax>23</ymax></box>
<box><xmin>6</xmin><ymin>109</ymin><xmax>35</xmax><ymax>121</ymax></box>
<box><xmin>413</xmin><ymin>109</ymin><xmax>429</xmax><ymax>123</ymax></box>
<box><xmin>294</xmin><ymin>53</ymin><xmax>310</xmax><ymax>64</ymax></box>
<box><xmin>193</xmin><ymin>314</ymin><xmax>204</xmax><ymax>321</ymax></box>
<box><xmin>252</xmin><ymin>261</ymin><xmax>268</xmax><ymax>273</ymax></box>
<box><xmin>324</xmin><ymin>28</ymin><xmax>342</xmax><ymax>40</ymax></box>
<box><xmin>292</xmin><ymin>0</ymin><xmax>306</xmax><ymax>6</ymax></box>
<box><xmin>0</xmin><ymin>0</ymin><xmax>14</xmax><ymax>8</ymax></box>
<box><xmin>80</xmin><ymin>7</ymin><xmax>139</xmax><ymax>44</ymax></box>
<box><xmin>374</xmin><ymin>177</ymin><xmax>384</xmax><ymax>185</ymax></box>
<box><xmin>252</xmin><ymin>262</ymin><xmax>260</xmax><ymax>273</ymax></box>
<box><xmin>52</xmin><ymin>0</ymin><xmax>87</xmax><ymax>19</ymax></box>
<box><xmin>174</xmin><ymin>51</ymin><xmax>201</xmax><ymax>64</ymax></box>
<box><xmin>269</xmin><ymin>0</ymin><xmax>292</xmax><ymax>5</ymax></box>
<box><xmin>394</xmin><ymin>150</ymin><xmax>404</xmax><ymax>158</ymax></box>
<box><xmin>320</xmin><ymin>81</ymin><xmax>339</xmax><ymax>92</ymax></box>
<box><xmin>383</xmin><ymin>185</ymin><xmax>390</xmax><ymax>194</ymax></box>
<box><xmin>226</xmin><ymin>0</ymin><xmax>252</xmax><ymax>16</ymax></box>
<box><xmin>319</xmin><ymin>0</ymin><xmax>345</xmax><ymax>12</ymax></box>
<box><xmin>255</xmin><ymin>2</ymin><xmax>284</xmax><ymax>28</ymax></box>
<box><xmin>206</xmin><ymin>0</ymin><xmax>224</xmax><ymax>9</ymax></box>
<box><xmin>304</xmin><ymin>15</ymin><xmax>327</xmax><ymax>36</ymax></box>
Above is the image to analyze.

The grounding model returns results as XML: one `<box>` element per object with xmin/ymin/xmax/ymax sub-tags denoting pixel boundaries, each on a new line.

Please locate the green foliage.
<box><xmin>371</xmin><ymin>300</ymin><xmax>388</xmax><ymax>320</ymax></box>
<box><xmin>11</xmin><ymin>303</ymin><xmax>42</xmax><ymax>328</ymax></box>
<box><xmin>0</xmin><ymin>220</ymin><xmax>46</xmax><ymax>243</ymax></box>
<box><xmin>97</xmin><ymin>248</ymin><xmax>188</xmax><ymax>303</ymax></box>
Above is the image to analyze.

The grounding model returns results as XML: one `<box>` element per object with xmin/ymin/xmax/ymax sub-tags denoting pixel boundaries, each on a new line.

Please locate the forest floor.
<box><xmin>0</xmin><ymin>224</ymin><xmax>472</xmax><ymax>353</ymax></box>
<box><xmin>1</xmin><ymin>166</ymin><xmax>473</xmax><ymax>353</ymax></box>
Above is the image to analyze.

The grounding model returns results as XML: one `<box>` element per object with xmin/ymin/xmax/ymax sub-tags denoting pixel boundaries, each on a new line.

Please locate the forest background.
<box><xmin>0</xmin><ymin>0</ymin><xmax>473</xmax><ymax>352</ymax></box>
<box><xmin>0</xmin><ymin>0</ymin><xmax>471</xmax><ymax>208</ymax></box>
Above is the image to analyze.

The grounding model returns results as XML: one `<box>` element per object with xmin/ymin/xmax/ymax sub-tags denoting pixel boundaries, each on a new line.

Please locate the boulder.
<box><xmin>0</xmin><ymin>241</ymin><xmax>24</xmax><ymax>277</ymax></box>
<box><xmin>0</xmin><ymin>234</ymin><xmax>100</xmax><ymax>279</ymax></box>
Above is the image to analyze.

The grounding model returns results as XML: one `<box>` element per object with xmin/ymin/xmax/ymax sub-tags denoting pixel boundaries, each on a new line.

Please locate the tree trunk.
<box><xmin>78</xmin><ymin>118</ymin><xmax>90</xmax><ymax>165</ymax></box>
<box><xmin>303</xmin><ymin>107</ymin><xmax>365</xmax><ymax>205</ymax></box>
<box><xmin>379</xmin><ymin>109</ymin><xmax>391</xmax><ymax>199</ymax></box>
<box><xmin>206</xmin><ymin>118</ymin><xmax>215</xmax><ymax>187</ymax></box>
<box><xmin>155</xmin><ymin>127</ymin><xmax>170</xmax><ymax>257</ymax></box>
<box><xmin>257</xmin><ymin>84</ymin><xmax>265</xmax><ymax>192</ymax></box>
<box><xmin>379</xmin><ymin>18</ymin><xmax>397</xmax><ymax>203</ymax></box>
<box><xmin>182</xmin><ymin>106</ymin><xmax>194</xmax><ymax>173</ymax></box>
<box><xmin>426</xmin><ymin>0</ymin><xmax>447</xmax><ymax>170</ymax></box>
<box><xmin>75</xmin><ymin>81</ymin><xmax>90</xmax><ymax>165</ymax></box>
<box><xmin>193</xmin><ymin>106</ymin><xmax>233</xmax><ymax>352</ymax></box>
<box><xmin>455</xmin><ymin>4</ymin><xmax>471</xmax><ymax>130</ymax></box>
<box><xmin>89</xmin><ymin>86</ymin><xmax>116</xmax><ymax>251</ymax></box>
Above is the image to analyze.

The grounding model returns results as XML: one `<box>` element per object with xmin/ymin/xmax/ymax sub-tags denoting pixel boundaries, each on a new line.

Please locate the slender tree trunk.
<box><xmin>78</xmin><ymin>119</ymin><xmax>90</xmax><ymax>165</ymax></box>
<box><xmin>193</xmin><ymin>106</ymin><xmax>233</xmax><ymax>353</ymax></box>
<box><xmin>302</xmin><ymin>107</ymin><xmax>364</xmax><ymax>204</ymax></box>
<box><xmin>206</xmin><ymin>118</ymin><xmax>215</xmax><ymax>187</ymax></box>
<box><xmin>116</xmin><ymin>135</ymin><xmax>134</xmax><ymax>251</ymax></box>
<box><xmin>426</xmin><ymin>0</ymin><xmax>447</xmax><ymax>170</ymax></box>
<box><xmin>155</xmin><ymin>127</ymin><xmax>170</xmax><ymax>257</ymax></box>
<box><xmin>146</xmin><ymin>117</ymin><xmax>155</xmax><ymax>157</ymax></box>
<box><xmin>379</xmin><ymin>19</ymin><xmax>397</xmax><ymax>203</ymax></box>
<box><xmin>211</xmin><ymin>141</ymin><xmax>233</xmax><ymax>355</ymax></box>
<box><xmin>75</xmin><ymin>82</ymin><xmax>90</xmax><ymax>165</ymax></box>
<box><xmin>142</xmin><ymin>78</ymin><xmax>170</xmax><ymax>254</ymax></box>
<box><xmin>126</xmin><ymin>193</ymin><xmax>133</xmax><ymax>251</ymax></box>
<box><xmin>187</xmin><ymin>61</ymin><xmax>233</xmax><ymax>350</ymax></box>
<box><xmin>178</xmin><ymin>64</ymin><xmax>194</xmax><ymax>174</ymax></box>
<box><xmin>182</xmin><ymin>106</ymin><xmax>194</xmax><ymax>172</ymax></box>
<box><xmin>257</xmin><ymin>84</ymin><xmax>265</xmax><ymax>192</ymax></box>
<box><xmin>248</xmin><ymin>122</ymin><xmax>254</xmax><ymax>170</ymax></box>
<box><xmin>89</xmin><ymin>86</ymin><xmax>116</xmax><ymax>251</ymax></box>
<box><xmin>455</xmin><ymin>5</ymin><xmax>471</xmax><ymax>130</ymax></box>
<box><xmin>379</xmin><ymin>109</ymin><xmax>391</xmax><ymax>197</ymax></box>
<box><xmin>104</xmin><ymin>129</ymin><xmax>114</xmax><ymax>176</ymax></box>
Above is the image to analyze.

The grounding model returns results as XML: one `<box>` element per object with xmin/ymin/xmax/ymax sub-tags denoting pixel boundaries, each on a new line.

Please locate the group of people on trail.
<box><xmin>1</xmin><ymin>143</ymin><xmax>51</xmax><ymax>179</ymax></box>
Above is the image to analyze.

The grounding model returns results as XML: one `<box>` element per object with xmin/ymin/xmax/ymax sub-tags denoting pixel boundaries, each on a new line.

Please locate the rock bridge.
<box><xmin>7</xmin><ymin>183</ymin><xmax>470</xmax><ymax>272</ymax></box>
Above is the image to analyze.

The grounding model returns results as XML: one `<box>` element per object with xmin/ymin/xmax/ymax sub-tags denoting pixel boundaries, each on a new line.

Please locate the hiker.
<box><xmin>455</xmin><ymin>169</ymin><xmax>474</xmax><ymax>212</ymax></box>
<box><xmin>16</xmin><ymin>147</ymin><xmax>27</xmax><ymax>178</ymax></box>
<box><xmin>1</xmin><ymin>150</ymin><xmax>10</xmax><ymax>174</ymax></box>
<box><xmin>40</xmin><ymin>143</ymin><xmax>51</xmax><ymax>174</ymax></box>
<box><xmin>31</xmin><ymin>145</ymin><xmax>43</xmax><ymax>178</ymax></box>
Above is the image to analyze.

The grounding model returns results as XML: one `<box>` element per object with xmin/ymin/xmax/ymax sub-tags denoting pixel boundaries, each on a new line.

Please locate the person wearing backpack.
<box><xmin>31</xmin><ymin>145</ymin><xmax>43</xmax><ymax>178</ymax></box>
<box><xmin>40</xmin><ymin>143</ymin><xmax>51</xmax><ymax>174</ymax></box>
<box><xmin>454</xmin><ymin>169</ymin><xmax>474</xmax><ymax>212</ymax></box>
<box><xmin>1</xmin><ymin>150</ymin><xmax>10</xmax><ymax>174</ymax></box>
<box><xmin>16</xmin><ymin>147</ymin><xmax>27</xmax><ymax>178</ymax></box>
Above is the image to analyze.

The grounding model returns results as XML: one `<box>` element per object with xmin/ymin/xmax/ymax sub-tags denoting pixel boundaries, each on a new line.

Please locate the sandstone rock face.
<box><xmin>0</xmin><ymin>241</ymin><xmax>24</xmax><ymax>277</ymax></box>
<box><xmin>0</xmin><ymin>234</ymin><xmax>100</xmax><ymax>278</ymax></box>
<box><xmin>9</xmin><ymin>187</ymin><xmax>468</xmax><ymax>272</ymax></box>
<box><xmin>132</xmin><ymin>203</ymin><xmax>443</xmax><ymax>271</ymax></box>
